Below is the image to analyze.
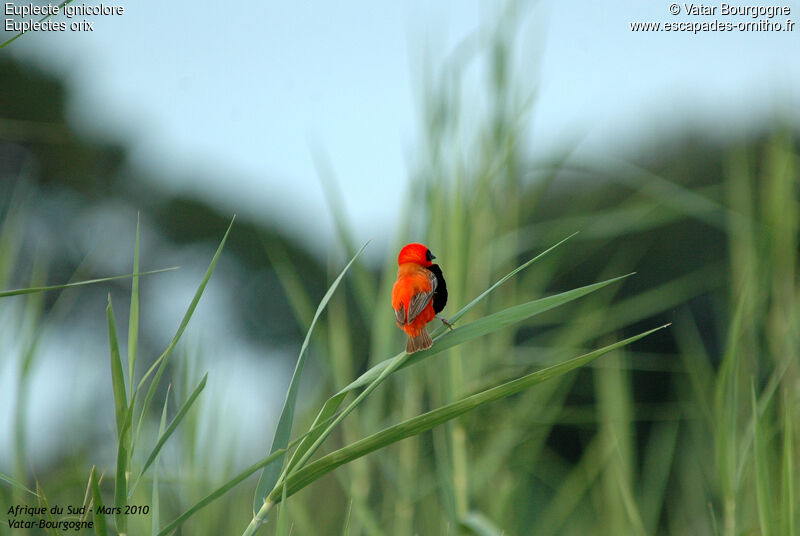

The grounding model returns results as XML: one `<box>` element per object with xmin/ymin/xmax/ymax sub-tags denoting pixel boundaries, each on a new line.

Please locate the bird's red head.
<box><xmin>398</xmin><ymin>243</ymin><xmax>436</xmax><ymax>267</ymax></box>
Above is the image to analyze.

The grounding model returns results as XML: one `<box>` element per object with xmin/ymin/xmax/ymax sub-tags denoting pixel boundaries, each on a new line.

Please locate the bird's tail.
<box><xmin>406</xmin><ymin>329</ymin><xmax>433</xmax><ymax>354</ymax></box>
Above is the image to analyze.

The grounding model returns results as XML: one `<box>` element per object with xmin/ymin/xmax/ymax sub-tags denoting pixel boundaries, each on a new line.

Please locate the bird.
<box><xmin>391</xmin><ymin>243</ymin><xmax>451</xmax><ymax>354</ymax></box>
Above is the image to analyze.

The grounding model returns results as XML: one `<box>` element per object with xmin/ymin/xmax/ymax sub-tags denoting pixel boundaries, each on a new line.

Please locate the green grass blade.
<box><xmin>752</xmin><ymin>385</ymin><xmax>774</xmax><ymax>536</ymax></box>
<box><xmin>577</xmin><ymin>157</ymin><xmax>729</xmax><ymax>229</ymax></box>
<box><xmin>156</xmin><ymin>420</ymin><xmax>336</xmax><ymax>536</ymax></box>
<box><xmin>313</xmin><ymin>149</ymin><xmax>377</xmax><ymax>321</ymax></box>
<box><xmin>0</xmin><ymin>267</ymin><xmax>177</xmax><ymax>299</ymax></box>
<box><xmin>156</xmin><ymin>451</ymin><xmax>286</xmax><ymax>536</ymax></box>
<box><xmin>278</xmin><ymin>394</ymin><xmax>347</xmax><ymax>485</ymax></box>
<box><xmin>264</xmin><ymin>239</ymin><xmax>315</xmax><ymax>329</ymax></box>
<box><xmin>0</xmin><ymin>0</ymin><xmax>75</xmax><ymax>49</ymax></box>
<box><xmin>782</xmin><ymin>396</ymin><xmax>796</xmax><ymax>536</ymax></box>
<box><xmin>0</xmin><ymin>197</ymin><xmax>24</xmax><ymax>287</ymax></box>
<box><xmin>346</xmin><ymin>273</ymin><xmax>633</xmax><ymax>394</ymax></box>
<box><xmin>276</xmin><ymin>273</ymin><xmax>633</xmax><ymax>501</ymax></box>
<box><xmin>35</xmin><ymin>481</ymin><xmax>59</xmax><ymax>536</ymax></box>
<box><xmin>531</xmin><ymin>437</ymin><xmax>613</xmax><ymax>534</ymax></box>
<box><xmin>258</xmin><ymin>236</ymin><xmax>579</xmax><ymax>506</ymax></box>
<box><xmin>276</xmin><ymin>354</ymin><xmax>418</xmax><ymax>501</ymax></box>
<box><xmin>441</xmin><ymin>231</ymin><xmax>578</xmax><ymax>328</ymax></box>
<box><xmin>459</xmin><ymin>511</ymin><xmax>505</xmax><ymax>536</ymax></box>
<box><xmin>128</xmin><ymin>214</ymin><xmax>141</xmax><ymax>401</ymax></box>
<box><xmin>107</xmin><ymin>295</ymin><xmax>131</xmax><ymax>535</ymax></box>
<box><xmin>714</xmin><ymin>289</ymin><xmax>746</xmax><ymax>533</ymax></box>
<box><xmin>107</xmin><ymin>296</ymin><xmax>129</xmax><ymax>439</ymax></box>
<box><xmin>114</xmin><ymin>418</ymin><xmax>131</xmax><ymax>535</ymax></box>
<box><xmin>90</xmin><ymin>467</ymin><xmax>108</xmax><ymax>536</ymax></box>
<box><xmin>252</xmin><ymin>240</ymin><xmax>370</xmax><ymax>515</ymax></box>
<box><xmin>639</xmin><ymin>421</ymin><xmax>679</xmax><ymax>533</ymax></box>
<box><xmin>342</xmin><ymin>501</ymin><xmax>353</xmax><ymax>536</ymax></box>
<box><xmin>151</xmin><ymin>387</ymin><xmax>170</xmax><ymax>536</ymax></box>
<box><xmin>131</xmin><ymin>374</ymin><xmax>207</xmax><ymax>496</ymax></box>
<box><xmin>0</xmin><ymin>471</ymin><xmax>38</xmax><ymax>496</ymax></box>
<box><xmin>614</xmin><ymin>450</ymin><xmax>648</xmax><ymax>536</ymax></box>
<box><xmin>133</xmin><ymin>217</ymin><xmax>233</xmax><ymax>459</ymax></box>
<box><xmin>276</xmin><ymin>326</ymin><xmax>668</xmax><ymax>500</ymax></box>
<box><xmin>277</xmin><ymin>479</ymin><xmax>289</xmax><ymax>536</ymax></box>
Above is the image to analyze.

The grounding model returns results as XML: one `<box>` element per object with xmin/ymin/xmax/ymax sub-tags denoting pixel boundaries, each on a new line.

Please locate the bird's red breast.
<box><xmin>391</xmin><ymin>243</ymin><xmax>442</xmax><ymax>353</ymax></box>
<box><xmin>392</xmin><ymin>263</ymin><xmax>436</xmax><ymax>337</ymax></box>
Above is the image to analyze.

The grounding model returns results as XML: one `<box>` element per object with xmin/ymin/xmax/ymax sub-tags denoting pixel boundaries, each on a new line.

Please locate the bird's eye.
<box><xmin>426</xmin><ymin>250</ymin><xmax>435</xmax><ymax>261</ymax></box>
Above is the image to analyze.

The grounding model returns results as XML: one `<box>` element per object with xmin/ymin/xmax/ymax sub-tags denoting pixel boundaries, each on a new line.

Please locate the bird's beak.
<box><xmin>430</xmin><ymin>253</ymin><xmax>436</xmax><ymax>260</ymax></box>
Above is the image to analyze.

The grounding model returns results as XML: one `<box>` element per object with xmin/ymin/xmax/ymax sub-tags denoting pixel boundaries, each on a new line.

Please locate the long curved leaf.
<box><xmin>106</xmin><ymin>297</ymin><xmax>128</xmax><ymax>439</ymax></box>
<box><xmin>252</xmin><ymin>241</ymin><xmax>370</xmax><ymax>514</ymax></box>
<box><xmin>157</xmin><ymin>413</ymin><xmax>338</xmax><ymax>536</ymax></box>
<box><xmin>132</xmin><ymin>217</ymin><xmax>234</xmax><ymax>461</ymax></box>
<box><xmin>272</xmin><ymin>273</ymin><xmax>634</xmax><ymax>504</ymax></box>
<box><xmin>274</xmin><ymin>326</ymin><xmax>668</xmax><ymax>500</ymax></box>
<box><xmin>0</xmin><ymin>471</ymin><xmax>38</xmax><ymax>497</ymax></box>
<box><xmin>90</xmin><ymin>467</ymin><xmax>108</xmax><ymax>536</ymax></box>
<box><xmin>130</xmin><ymin>374</ymin><xmax>208</xmax><ymax>497</ymax></box>
<box><xmin>0</xmin><ymin>267</ymin><xmax>177</xmax><ymax>299</ymax></box>
<box><xmin>270</xmin><ymin>237</ymin><xmax>579</xmax><ymax>490</ymax></box>
<box><xmin>128</xmin><ymin>214</ymin><xmax>141</xmax><ymax>401</ymax></box>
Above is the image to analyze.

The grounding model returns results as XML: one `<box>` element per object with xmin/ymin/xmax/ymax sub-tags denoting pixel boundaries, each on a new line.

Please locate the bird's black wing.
<box><xmin>428</xmin><ymin>264</ymin><xmax>448</xmax><ymax>313</ymax></box>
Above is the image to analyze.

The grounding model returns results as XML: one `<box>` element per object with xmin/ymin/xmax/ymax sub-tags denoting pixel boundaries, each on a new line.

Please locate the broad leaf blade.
<box><xmin>275</xmin><ymin>236</ymin><xmax>580</xmax><ymax>487</ymax></box>
<box><xmin>345</xmin><ymin>273</ymin><xmax>633</xmax><ymax>394</ymax></box>
<box><xmin>278</xmin><ymin>326</ymin><xmax>668</xmax><ymax>500</ymax></box>
<box><xmin>276</xmin><ymin>274</ymin><xmax>635</xmax><ymax>500</ymax></box>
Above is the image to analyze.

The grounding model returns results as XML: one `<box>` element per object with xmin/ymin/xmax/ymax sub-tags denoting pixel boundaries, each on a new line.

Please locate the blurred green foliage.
<box><xmin>1</xmin><ymin>10</ymin><xmax>799</xmax><ymax>534</ymax></box>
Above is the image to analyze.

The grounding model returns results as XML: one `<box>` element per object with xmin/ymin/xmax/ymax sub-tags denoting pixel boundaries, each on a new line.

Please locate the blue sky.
<box><xmin>6</xmin><ymin>0</ymin><xmax>799</xmax><ymax>247</ymax></box>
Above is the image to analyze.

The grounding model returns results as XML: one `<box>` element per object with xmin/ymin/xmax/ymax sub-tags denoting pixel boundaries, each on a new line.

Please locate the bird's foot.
<box><xmin>436</xmin><ymin>315</ymin><xmax>455</xmax><ymax>331</ymax></box>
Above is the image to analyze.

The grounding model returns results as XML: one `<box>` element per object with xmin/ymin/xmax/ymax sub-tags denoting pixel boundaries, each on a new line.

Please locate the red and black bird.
<box><xmin>391</xmin><ymin>243</ymin><xmax>450</xmax><ymax>353</ymax></box>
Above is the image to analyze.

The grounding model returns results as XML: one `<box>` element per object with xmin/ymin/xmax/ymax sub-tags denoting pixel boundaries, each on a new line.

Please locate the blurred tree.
<box><xmin>0</xmin><ymin>55</ymin><xmax>326</xmax><ymax>348</ymax></box>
